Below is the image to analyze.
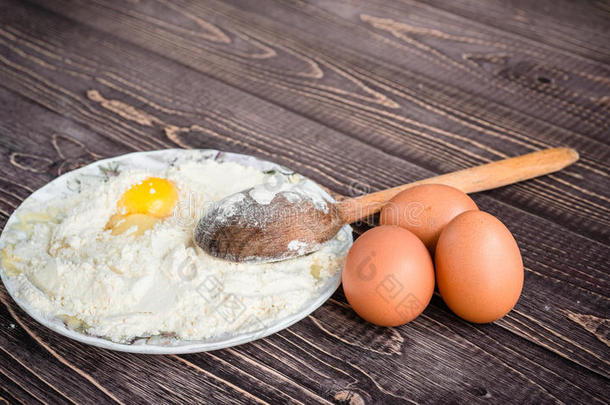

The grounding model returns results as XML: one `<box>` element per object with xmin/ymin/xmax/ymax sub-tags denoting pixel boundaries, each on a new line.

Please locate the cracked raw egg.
<box><xmin>106</xmin><ymin>177</ymin><xmax>178</xmax><ymax>236</ymax></box>
<box><xmin>118</xmin><ymin>177</ymin><xmax>178</xmax><ymax>218</ymax></box>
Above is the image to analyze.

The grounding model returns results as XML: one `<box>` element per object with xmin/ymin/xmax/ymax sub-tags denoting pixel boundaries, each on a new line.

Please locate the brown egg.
<box><xmin>379</xmin><ymin>184</ymin><xmax>478</xmax><ymax>252</ymax></box>
<box><xmin>435</xmin><ymin>211</ymin><xmax>523</xmax><ymax>323</ymax></box>
<box><xmin>342</xmin><ymin>226</ymin><xmax>435</xmax><ymax>326</ymax></box>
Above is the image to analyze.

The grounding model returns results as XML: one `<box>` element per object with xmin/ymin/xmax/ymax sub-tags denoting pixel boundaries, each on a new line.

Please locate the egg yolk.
<box><xmin>117</xmin><ymin>177</ymin><xmax>178</xmax><ymax>218</ymax></box>
<box><xmin>106</xmin><ymin>177</ymin><xmax>178</xmax><ymax>237</ymax></box>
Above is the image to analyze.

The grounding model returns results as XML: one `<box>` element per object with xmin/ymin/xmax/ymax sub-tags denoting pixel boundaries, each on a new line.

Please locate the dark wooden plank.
<box><xmin>0</xmin><ymin>1</ymin><xmax>608</xmax><ymax>403</ymax></box>
<box><xmin>292</xmin><ymin>292</ymin><xmax>610</xmax><ymax>404</ymax></box>
<box><xmin>28</xmin><ymin>0</ymin><xmax>610</xmax><ymax>245</ymax></box>
<box><xmin>288</xmin><ymin>0</ymin><xmax>610</xmax><ymax>142</ymax></box>
<box><xmin>0</xmin><ymin>90</ymin><xmax>132</xmax><ymax>181</ymax></box>
<box><xmin>0</xmin><ymin>303</ymin><xmax>123</xmax><ymax>404</ymax></box>
<box><xmin>419</xmin><ymin>0</ymin><xmax>610</xmax><ymax>63</ymax></box>
<box><xmin>0</xmin><ymin>350</ymin><xmax>72</xmax><ymax>405</ymax></box>
<box><xmin>0</xmin><ymin>370</ymin><xmax>43</xmax><ymax>405</ymax></box>
<box><xmin>0</xmin><ymin>380</ymin><xmax>33</xmax><ymax>405</ymax></box>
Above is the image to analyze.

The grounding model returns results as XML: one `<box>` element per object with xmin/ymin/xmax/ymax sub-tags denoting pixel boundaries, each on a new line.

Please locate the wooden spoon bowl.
<box><xmin>194</xmin><ymin>188</ymin><xmax>344</xmax><ymax>262</ymax></box>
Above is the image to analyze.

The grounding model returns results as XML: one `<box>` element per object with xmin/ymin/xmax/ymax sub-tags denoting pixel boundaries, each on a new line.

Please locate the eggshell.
<box><xmin>342</xmin><ymin>226</ymin><xmax>435</xmax><ymax>326</ymax></box>
<box><xmin>435</xmin><ymin>211</ymin><xmax>523</xmax><ymax>323</ymax></box>
<box><xmin>379</xmin><ymin>184</ymin><xmax>478</xmax><ymax>252</ymax></box>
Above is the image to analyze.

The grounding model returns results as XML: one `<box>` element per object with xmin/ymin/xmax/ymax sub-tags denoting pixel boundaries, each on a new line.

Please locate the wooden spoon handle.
<box><xmin>338</xmin><ymin>147</ymin><xmax>579</xmax><ymax>223</ymax></box>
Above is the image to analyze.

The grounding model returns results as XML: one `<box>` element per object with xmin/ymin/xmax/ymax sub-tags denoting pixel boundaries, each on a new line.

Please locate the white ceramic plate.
<box><xmin>0</xmin><ymin>149</ymin><xmax>352</xmax><ymax>354</ymax></box>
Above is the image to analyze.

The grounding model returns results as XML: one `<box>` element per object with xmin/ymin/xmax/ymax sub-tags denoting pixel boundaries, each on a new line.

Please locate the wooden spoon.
<box><xmin>194</xmin><ymin>147</ymin><xmax>578</xmax><ymax>263</ymax></box>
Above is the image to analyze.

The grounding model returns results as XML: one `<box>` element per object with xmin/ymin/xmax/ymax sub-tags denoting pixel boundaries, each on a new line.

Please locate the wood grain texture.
<box><xmin>0</xmin><ymin>0</ymin><xmax>609</xmax><ymax>403</ymax></box>
<box><xmin>28</xmin><ymin>0</ymin><xmax>610</xmax><ymax>245</ymax></box>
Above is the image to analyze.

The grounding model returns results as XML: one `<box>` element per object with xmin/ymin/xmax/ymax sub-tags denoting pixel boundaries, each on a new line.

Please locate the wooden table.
<box><xmin>0</xmin><ymin>1</ymin><xmax>608</xmax><ymax>403</ymax></box>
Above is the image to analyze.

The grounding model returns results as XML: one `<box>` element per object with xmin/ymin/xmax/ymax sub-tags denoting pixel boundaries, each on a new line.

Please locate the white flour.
<box><xmin>0</xmin><ymin>159</ymin><xmax>345</xmax><ymax>343</ymax></box>
<box><xmin>248</xmin><ymin>175</ymin><xmax>331</xmax><ymax>213</ymax></box>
